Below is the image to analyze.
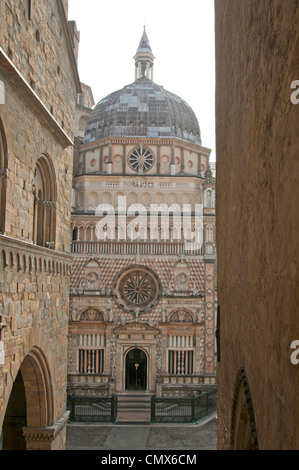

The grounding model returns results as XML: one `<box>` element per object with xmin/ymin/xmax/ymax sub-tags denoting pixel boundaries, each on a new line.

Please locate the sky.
<box><xmin>68</xmin><ymin>0</ymin><xmax>216</xmax><ymax>160</ymax></box>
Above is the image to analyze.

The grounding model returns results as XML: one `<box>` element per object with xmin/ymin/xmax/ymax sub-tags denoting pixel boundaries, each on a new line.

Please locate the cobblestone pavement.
<box><xmin>66</xmin><ymin>418</ymin><xmax>217</xmax><ymax>451</ymax></box>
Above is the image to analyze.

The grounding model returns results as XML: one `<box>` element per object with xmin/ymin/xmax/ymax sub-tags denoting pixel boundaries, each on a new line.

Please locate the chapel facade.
<box><xmin>68</xmin><ymin>29</ymin><xmax>217</xmax><ymax>399</ymax></box>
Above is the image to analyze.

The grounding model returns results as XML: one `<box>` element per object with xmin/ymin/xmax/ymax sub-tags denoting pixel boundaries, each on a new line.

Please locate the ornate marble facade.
<box><xmin>68</xmin><ymin>29</ymin><xmax>216</xmax><ymax>398</ymax></box>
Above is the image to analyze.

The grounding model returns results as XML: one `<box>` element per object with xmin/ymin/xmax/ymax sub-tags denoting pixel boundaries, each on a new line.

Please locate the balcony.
<box><xmin>71</xmin><ymin>240</ymin><xmax>214</xmax><ymax>257</ymax></box>
<box><xmin>0</xmin><ymin>234</ymin><xmax>71</xmax><ymax>275</ymax></box>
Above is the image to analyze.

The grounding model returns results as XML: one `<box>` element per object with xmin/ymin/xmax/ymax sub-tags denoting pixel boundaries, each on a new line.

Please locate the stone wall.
<box><xmin>0</xmin><ymin>0</ymin><xmax>79</xmax><ymax>251</ymax></box>
<box><xmin>0</xmin><ymin>79</ymin><xmax>73</xmax><ymax>251</ymax></box>
<box><xmin>0</xmin><ymin>0</ymin><xmax>78</xmax><ymax>139</ymax></box>
<box><xmin>0</xmin><ymin>0</ymin><xmax>80</xmax><ymax>450</ymax></box>
<box><xmin>215</xmin><ymin>0</ymin><xmax>299</xmax><ymax>450</ymax></box>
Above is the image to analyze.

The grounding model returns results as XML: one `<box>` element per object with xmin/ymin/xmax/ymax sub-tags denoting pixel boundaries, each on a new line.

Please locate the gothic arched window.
<box><xmin>33</xmin><ymin>154</ymin><xmax>57</xmax><ymax>248</ymax></box>
<box><xmin>0</xmin><ymin>119</ymin><xmax>8</xmax><ymax>234</ymax></box>
<box><xmin>206</xmin><ymin>225</ymin><xmax>214</xmax><ymax>243</ymax></box>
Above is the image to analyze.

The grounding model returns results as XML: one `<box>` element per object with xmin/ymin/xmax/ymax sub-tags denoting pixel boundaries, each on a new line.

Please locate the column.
<box><xmin>157</xmin><ymin>145</ymin><xmax>161</xmax><ymax>174</ymax></box>
<box><xmin>122</xmin><ymin>144</ymin><xmax>126</xmax><ymax>174</ymax></box>
<box><xmin>107</xmin><ymin>143</ymin><xmax>112</xmax><ymax>173</ymax></box>
<box><xmin>199</xmin><ymin>153</ymin><xmax>203</xmax><ymax>177</ymax></box>
<box><xmin>83</xmin><ymin>151</ymin><xmax>87</xmax><ymax>174</ymax></box>
<box><xmin>170</xmin><ymin>144</ymin><xmax>175</xmax><ymax>175</ymax></box>
<box><xmin>33</xmin><ymin>192</ymin><xmax>38</xmax><ymax>244</ymax></box>
<box><xmin>171</xmin><ymin>144</ymin><xmax>175</xmax><ymax>164</ymax></box>
<box><xmin>100</xmin><ymin>146</ymin><xmax>104</xmax><ymax>173</ymax></box>
<box><xmin>181</xmin><ymin>147</ymin><xmax>185</xmax><ymax>172</ymax></box>
<box><xmin>150</xmin><ymin>65</ymin><xmax>154</xmax><ymax>82</ymax></box>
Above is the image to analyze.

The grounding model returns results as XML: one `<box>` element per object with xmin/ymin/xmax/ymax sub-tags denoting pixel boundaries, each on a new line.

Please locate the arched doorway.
<box><xmin>125</xmin><ymin>348</ymin><xmax>147</xmax><ymax>391</ymax></box>
<box><xmin>2</xmin><ymin>370</ymin><xmax>27</xmax><ymax>450</ymax></box>
<box><xmin>230</xmin><ymin>368</ymin><xmax>259</xmax><ymax>450</ymax></box>
<box><xmin>2</xmin><ymin>348</ymin><xmax>53</xmax><ymax>450</ymax></box>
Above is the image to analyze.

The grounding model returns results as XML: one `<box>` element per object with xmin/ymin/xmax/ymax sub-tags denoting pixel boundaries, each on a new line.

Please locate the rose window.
<box><xmin>129</xmin><ymin>146</ymin><xmax>154</xmax><ymax>174</ymax></box>
<box><xmin>114</xmin><ymin>267</ymin><xmax>161</xmax><ymax>313</ymax></box>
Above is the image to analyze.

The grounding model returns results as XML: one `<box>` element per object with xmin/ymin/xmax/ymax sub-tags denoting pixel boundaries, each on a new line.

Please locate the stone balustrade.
<box><xmin>71</xmin><ymin>240</ymin><xmax>215</xmax><ymax>257</ymax></box>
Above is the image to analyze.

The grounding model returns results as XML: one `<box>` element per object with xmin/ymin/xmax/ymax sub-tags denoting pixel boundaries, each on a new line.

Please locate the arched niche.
<box><xmin>80</xmin><ymin>308</ymin><xmax>104</xmax><ymax>322</ymax></box>
<box><xmin>169</xmin><ymin>309</ymin><xmax>194</xmax><ymax>323</ymax></box>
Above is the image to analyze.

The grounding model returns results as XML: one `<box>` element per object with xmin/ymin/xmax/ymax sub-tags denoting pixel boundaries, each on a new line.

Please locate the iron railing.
<box><xmin>151</xmin><ymin>388</ymin><xmax>217</xmax><ymax>423</ymax></box>
<box><xmin>67</xmin><ymin>395</ymin><xmax>117</xmax><ymax>423</ymax></box>
<box><xmin>67</xmin><ymin>388</ymin><xmax>217</xmax><ymax>424</ymax></box>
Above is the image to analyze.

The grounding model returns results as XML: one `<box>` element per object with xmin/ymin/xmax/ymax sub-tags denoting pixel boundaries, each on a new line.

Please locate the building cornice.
<box><xmin>79</xmin><ymin>136</ymin><xmax>212</xmax><ymax>155</ymax></box>
<box><xmin>22</xmin><ymin>411</ymin><xmax>70</xmax><ymax>444</ymax></box>
<box><xmin>74</xmin><ymin>173</ymin><xmax>206</xmax><ymax>181</ymax></box>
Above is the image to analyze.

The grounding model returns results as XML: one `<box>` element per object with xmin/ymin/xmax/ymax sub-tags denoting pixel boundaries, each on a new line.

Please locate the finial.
<box><xmin>134</xmin><ymin>28</ymin><xmax>155</xmax><ymax>81</ymax></box>
<box><xmin>204</xmin><ymin>162</ymin><xmax>213</xmax><ymax>183</ymax></box>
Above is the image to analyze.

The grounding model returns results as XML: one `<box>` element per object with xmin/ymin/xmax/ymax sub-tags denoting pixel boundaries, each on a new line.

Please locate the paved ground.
<box><xmin>66</xmin><ymin>417</ymin><xmax>217</xmax><ymax>451</ymax></box>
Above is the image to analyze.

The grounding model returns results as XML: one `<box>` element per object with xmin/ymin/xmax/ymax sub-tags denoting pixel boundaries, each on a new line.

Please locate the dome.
<box><xmin>84</xmin><ymin>78</ymin><xmax>202</xmax><ymax>146</ymax></box>
<box><xmin>83</xmin><ymin>29</ymin><xmax>202</xmax><ymax>147</ymax></box>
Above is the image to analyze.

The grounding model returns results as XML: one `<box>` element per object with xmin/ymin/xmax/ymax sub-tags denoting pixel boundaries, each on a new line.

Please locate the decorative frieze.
<box><xmin>22</xmin><ymin>412</ymin><xmax>70</xmax><ymax>451</ymax></box>
<box><xmin>75</xmin><ymin>179</ymin><xmax>201</xmax><ymax>191</ymax></box>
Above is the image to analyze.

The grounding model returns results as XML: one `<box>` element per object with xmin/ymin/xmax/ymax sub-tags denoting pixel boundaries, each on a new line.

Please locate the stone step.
<box><xmin>117</xmin><ymin>393</ymin><xmax>151</xmax><ymax>401</ymax></box>
<box><xmin>116</xmin><ymin>393</ymin><xmax>151</xmax><ymax>424</ymax></box>
<box><xmin>117</xmin><ymin>401</ymin><xmax>151</xmax><ymax>412</ymax></box>
<box><xmin>118</xmin><ymin>404</ymin><xmax>150</xmax><ymax>410</ymax></box>
<box><xmin>118</xmin><ymin>392</ymin><xmax>151</xmax><ymax>396</ymax></box>
<box><xmin>118</xmin><ymin>397</ymin><xmax>151</xmax><ymax>405</ymax></box>
<box><xmin>116</xmin><ymin>411</ymin><xmax>151</xmax><ymax>424</ymax></box>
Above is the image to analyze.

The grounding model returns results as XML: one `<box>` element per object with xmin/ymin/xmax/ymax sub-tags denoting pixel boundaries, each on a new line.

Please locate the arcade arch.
<box><xmin>2</xmin><ymin>347</ymin><xmax>54</xmax><ymax>450</ymax></box>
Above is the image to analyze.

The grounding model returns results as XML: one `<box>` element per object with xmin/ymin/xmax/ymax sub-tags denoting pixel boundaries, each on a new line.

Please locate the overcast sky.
<box><xmin>68</xmin><ymin>0</ymin><xmax>216</xmax><ymax>160</ymax></box>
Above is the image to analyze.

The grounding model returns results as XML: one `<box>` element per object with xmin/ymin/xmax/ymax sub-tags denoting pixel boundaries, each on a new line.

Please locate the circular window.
<box><xmin>129</xmin><ymin>146</ymin><xmax>154</xmax><ymax>174</ymax></box>
<box><xmin>161</xmin><ymin>155</ymin><xmax>169</xmax><ymax>164</ymax></box>
<box><xmin>114</xmin><ymin>267</ymin><xmax>161</xmax><ymax>313</ymax></box>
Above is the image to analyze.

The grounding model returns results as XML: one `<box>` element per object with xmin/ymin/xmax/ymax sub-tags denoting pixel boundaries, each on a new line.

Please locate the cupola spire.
<box><xmin>134</xmin><ymin>27</ymin><xmax>155</xmax><ymax>81</ymax></box>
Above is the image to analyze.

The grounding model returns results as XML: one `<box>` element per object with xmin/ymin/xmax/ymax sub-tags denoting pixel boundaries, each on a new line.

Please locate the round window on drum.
<box><xmin>129</xmin><ymin>146</ymin><xmax>154</xmax><ymax>174</ymax></box>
